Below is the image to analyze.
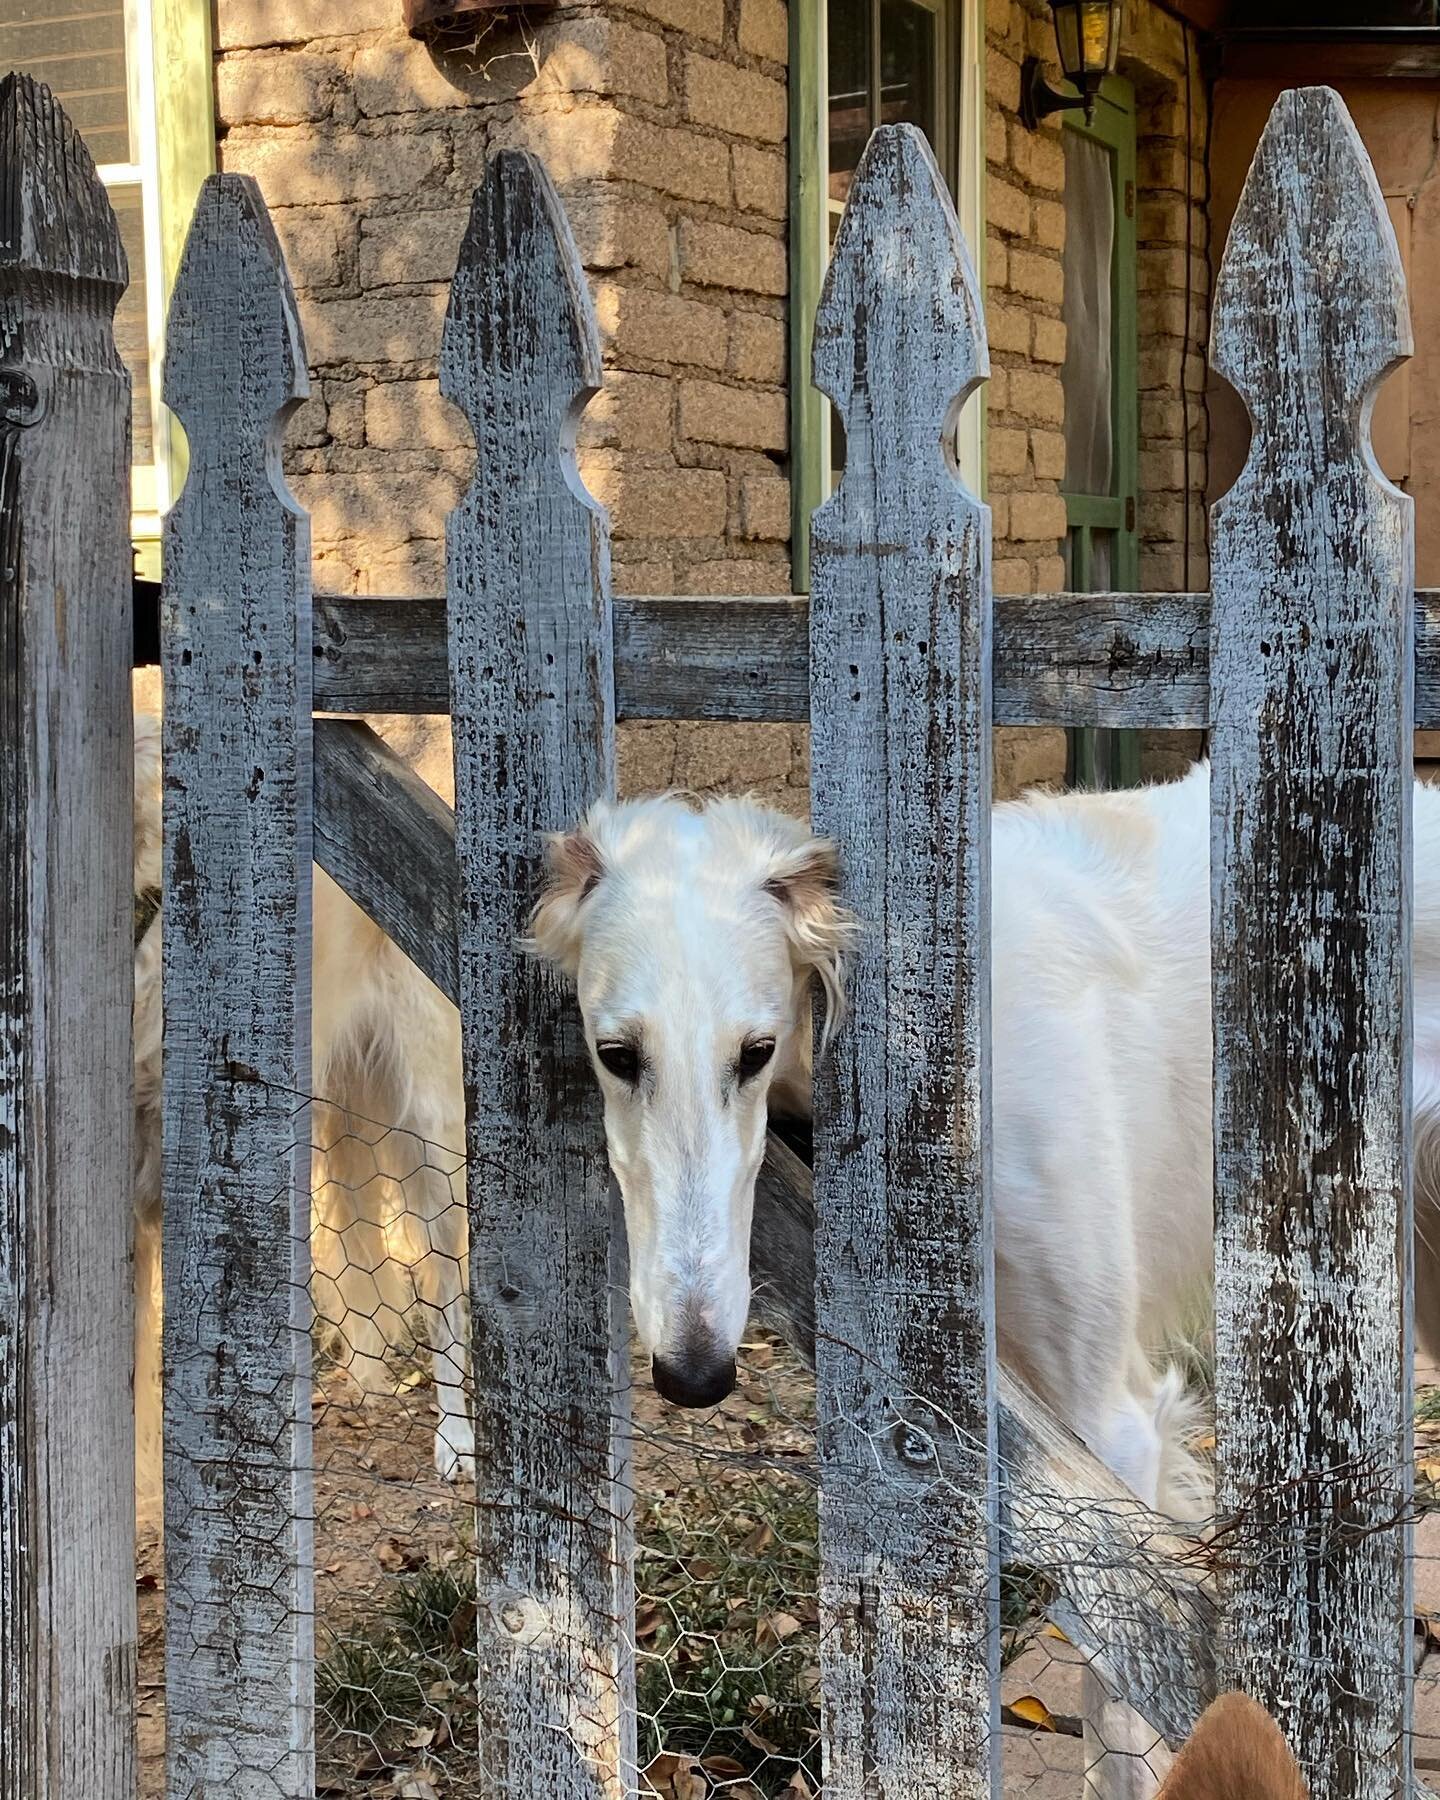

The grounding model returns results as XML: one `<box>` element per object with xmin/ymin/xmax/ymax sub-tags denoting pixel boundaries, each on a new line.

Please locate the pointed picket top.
<box><xmin>813</xmin><ymin>123</ymin><xmax>988</xmax><ymax>472</ymax></box>
<box><xmin>0</xmin><ymin>72</ymin><xmax>126</xmax><ymax>289</ymax></box>
<box><xmin>1212</xmin><ymin>85</ymin><xmax>1410</xmax><ymax>485</ymax></box>
<box><xmin>441</xmin><ymin>147</ymin><xmax>602</xmax><ymax>505</ymax></box>
<box><xmin>163</xmin><ymin>173</ymin><xmax>308</xmax><ymax>473</ymax></box>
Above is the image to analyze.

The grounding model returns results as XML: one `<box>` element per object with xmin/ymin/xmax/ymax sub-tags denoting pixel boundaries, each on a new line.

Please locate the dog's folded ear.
<box><xmin>761</xmin><ymin>834</ymin><xmax>855</xmax><ymax>1050</ymax></box>
<box><xmin>1157</xmin><ymin>1693</ymin><xmax>1308</xmax><ymax>1800</ymax></box>
<box><xmin>526</xmin><ymin>817</ymin><xmax>606</xmax><ymax>975</ymax></box>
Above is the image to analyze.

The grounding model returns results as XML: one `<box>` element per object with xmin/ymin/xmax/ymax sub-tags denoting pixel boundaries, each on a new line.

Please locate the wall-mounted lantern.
<box><xmin>1020</xmin><ymin>0</ymin><xmax>1123</xmax><ymax>129</ymax></box>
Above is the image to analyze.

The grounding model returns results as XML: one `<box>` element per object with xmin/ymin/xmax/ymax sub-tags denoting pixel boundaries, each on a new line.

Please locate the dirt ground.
<box><xmin>135</xmin><ymin>1352</ymin><xmax>1440</xmax><ymax>1799</ymax></box>
<box><xmin>135</xmin><ymin>1334</ymin><xmax>820</xmax><ymax>1800</ymax></box>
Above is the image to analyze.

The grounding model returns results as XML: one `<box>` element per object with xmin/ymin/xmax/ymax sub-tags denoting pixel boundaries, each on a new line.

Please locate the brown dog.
<box><xmin>1158</xmin><ymin>1696</ymin><xmax>1308</xmax><ymax>1800</ymax></box>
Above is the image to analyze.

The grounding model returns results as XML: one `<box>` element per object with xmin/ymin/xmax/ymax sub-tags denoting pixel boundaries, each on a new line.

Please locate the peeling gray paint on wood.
<box><xmin>808</xmin><ymin>123</ymin><xmax>1000</xmax><ymax>1800</ymax></box>
<box><xmin>193</xmin><ymin>584</ymin><xmax>1440</xmax><ymax>728</ymax></box>
<box><xmin>441</xmin><ymin>149</ymin><xmax>634</xmax><ymax>1799</ymax></box>
<box><xmin>160</xmin><ymin>174</ymin><xmax>315</xmax><ymax>1798</ymax></box>
<box><xmin>1209</xmin><ymin>87</ymin><xmax>1414</xmax><ymax>1800</ymax></box>
<box><xmin>0</xmin><ymin>71</ymin><xmax>138</xmax><ymax>1800</ymax></box>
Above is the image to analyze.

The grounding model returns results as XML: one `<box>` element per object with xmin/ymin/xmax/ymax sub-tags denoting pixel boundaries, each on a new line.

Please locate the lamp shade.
<box><xmin>1050</xmin><ymin>0</ymin><xmax>1122</xmax><ymax>86</ymax></box>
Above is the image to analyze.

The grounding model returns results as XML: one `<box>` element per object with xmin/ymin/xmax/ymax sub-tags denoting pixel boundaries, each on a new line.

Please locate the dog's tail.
<box><xmin>1153</xmin><ymin>1363</ymin><xmax>1213</xmax><ymax>1524</ymax></box>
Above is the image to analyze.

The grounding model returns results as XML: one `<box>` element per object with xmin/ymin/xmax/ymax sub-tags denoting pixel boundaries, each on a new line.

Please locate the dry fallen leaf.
<box><xmin>376</xmin><ymin>1535</ymin><xmax>423</xmax><ymax>1573</ymax></box>
<box><xmin>700</xmin><ymin>1754</ymin><xmax>751</xmax><ymax>1780</ymax></box>
<box><xmin>757</xmin><ymin>1610</ymin><xmax>803</xmax><ymax>1647</ymax></box>
<box><xmin>1009</xmin><ymin>1694</ymin><xmax>1059</xmax><ymax>1731</ymax></box>
<box><xmin>784</xmin><ymin>1772</ymin><xmax>815</xmax><ymax>1799</ymax></box>
<box><xmin>641</xmin><ymin>1750</ymin><xmax>706</xmax><ymax>1800</ymax></box>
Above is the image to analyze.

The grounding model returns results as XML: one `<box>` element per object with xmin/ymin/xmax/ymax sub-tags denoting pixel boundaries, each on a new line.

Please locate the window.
<box><xmin>1060</xmin><ymin>75</ymin><xmax>1139</xmax><ymax>788</ymax></box>
<box><xmin>790</xmin><ymin>0</ymin><xmax>984</xmax><ymax>587</ymax></box>
<box><xmin>0</xmin><ymin>0</ymin><xmax>214</xmax><ymax>573</ymax></box>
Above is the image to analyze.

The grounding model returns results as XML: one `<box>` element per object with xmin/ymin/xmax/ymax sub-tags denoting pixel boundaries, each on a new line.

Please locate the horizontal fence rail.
<box><xmin>137</xmin><ymin>581</ymin><xmax>1440</xmax><ymax>729</ymax></box>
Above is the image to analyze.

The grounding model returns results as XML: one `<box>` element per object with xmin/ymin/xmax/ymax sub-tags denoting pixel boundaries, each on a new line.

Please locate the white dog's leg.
<box><xmin>1077</xmin><ymin>1387</ymin><xmax>1178</xmax><ymax>1800</ymax></box>
<box><xmin>134</xmin><ymin>1199</ymin><xmax>164</xmax><ymax>1529</ymax></box>
<box><xmin>390</xmin><ymin>1098</ymin><xmax>472</xmax><ymax>1483</ymax></box>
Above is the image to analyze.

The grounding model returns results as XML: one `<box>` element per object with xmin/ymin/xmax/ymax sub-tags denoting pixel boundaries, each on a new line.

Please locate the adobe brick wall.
<box><xmin>213</xmin><ymin>0</ymin><xmax>1208</xmax><ymax>804</ymax></box>
<box><xmin>985</xmin><ymin>0</ymin><xmax>1211</xmax><ymax>789</ymax></box>
<box><xmin>215</xmin><ymin>0</ymin><xmax>803</xmax><ymax>806</ymax></box>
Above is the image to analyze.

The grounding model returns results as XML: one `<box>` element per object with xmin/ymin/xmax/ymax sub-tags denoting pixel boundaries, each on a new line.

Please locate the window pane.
<box><xmin>0</xmin><ymin>0</ymin><xmax>133</xmax><ymax>166</ymax></box>
<box><xmin>1061</xmin><ymin>129</ymin><xmax>1115</xmax><ymax>497</ymax></box>
<box><xmin>878</xmin><ymin>1</ymin><xmax>936</xmax><ymax>139</ymax></box>
<box><xmin>110</xmin><ymin>184</ymin><xmax>152</xmax><ymax>464</ymax></box>
<box><xmin>828</xmin><ymin>0</ymin><xmax>869</xmax><ymax>207</ymax></box>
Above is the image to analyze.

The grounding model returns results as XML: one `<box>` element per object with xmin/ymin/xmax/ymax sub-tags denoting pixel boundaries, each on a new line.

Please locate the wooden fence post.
<box><xmin>160</xmin><ymin>174</ymin><xmax>315</xmax><ymax>1797</ymax></box>
<box><xmin>0</xmin><ymin>73</ymin><xmax>138</xmax><ymax>1800</ymax></box>
<box><xmin>809</xmin><ymin>122</ymin><xmax>999</xmax><ymax>1800</ymax></box>
<box><xmin>441</xmin><ymin>150</ymin><xmax>632</xmax><ymax>1798</ymax></box>
<box><xmin>1209</xmin><ymin>86</ymin><xmax>1414</xmax><ymax>1799</ymax></box>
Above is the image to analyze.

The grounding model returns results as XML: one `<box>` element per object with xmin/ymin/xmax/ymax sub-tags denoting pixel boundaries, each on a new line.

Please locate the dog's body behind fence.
<box><xmin>132</xmin><ymin>705</ymin><xmax>471</xmax><ymax>1515</ymax></box>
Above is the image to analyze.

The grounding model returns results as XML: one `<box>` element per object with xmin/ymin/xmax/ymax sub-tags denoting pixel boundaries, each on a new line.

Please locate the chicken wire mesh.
<box><xmin>132</xmin><ymin>1088</ymin><xmax>1440</xmax><ymax>1799</ymax></box>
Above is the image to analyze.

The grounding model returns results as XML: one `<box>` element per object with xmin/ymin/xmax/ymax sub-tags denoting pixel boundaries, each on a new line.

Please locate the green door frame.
<box><xmin>1062</xmin><ymin>74</ymin><xmax>1140</xmax><ymax>789</ymax></box>
<box><xmin>788</xmin><ymin>0</ymin><xmax>977</xmax><ymax>592</ymax></box>
<box><xmin>790</xmin><ymin>1</ymin><xmax>828</xmax><ymax>592</ymax></box>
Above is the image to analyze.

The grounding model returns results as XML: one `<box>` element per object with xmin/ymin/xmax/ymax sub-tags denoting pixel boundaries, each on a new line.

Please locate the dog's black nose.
<box><xmin>651</xmin><ymin>1351</ymin><xmax>737</xmax><ymax>1410</ymax></box>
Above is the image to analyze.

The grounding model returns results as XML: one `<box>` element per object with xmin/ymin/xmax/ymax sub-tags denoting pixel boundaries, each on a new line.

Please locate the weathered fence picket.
<box><xmin>0</xmin><ymin>72</ymin><xmax>138</xmax><ymax>1800</ymax></box>
<box><xmin>809</xmin><ymin>125</ymin><xmax>1000</xmax><ymax>1799</ymax></box>
<box><xmin>160</xmin><ymin>174</ymin><xmax>315</xmax><ymax>1797</ymax></box>
<box><xmin>1209</xmin><ymin>88</ymin><xmax>1415</xmax><ymax>1798</ymax></box>
<box><xmin>441</xmin><ymin>150</ymin><xmax>634</xmax><ymax>1798</ymax></box>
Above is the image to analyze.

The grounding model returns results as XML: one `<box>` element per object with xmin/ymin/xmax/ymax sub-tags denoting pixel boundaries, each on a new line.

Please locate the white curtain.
<box><xmin>1061</xmin><ymin>129</ymin><xmax>1115</xmax><ymax>498</ymax></box>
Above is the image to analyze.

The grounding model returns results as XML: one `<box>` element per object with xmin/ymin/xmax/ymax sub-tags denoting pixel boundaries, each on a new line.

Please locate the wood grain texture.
<box><xmin>808</xmin><ymin>123</ymin><xmax>1000</xmax><ymax>1800</ymax></box>
<box><xmin>313</xmin><ymin>719</ymin><xmax>459</xmax><ymax>1002</ymax></box>
<box><xmin>160</xmin><ymin>174</ymin><xmax>315</xmax><ymax>1798</ymax></box>
<box><xmin>0</xmin><ymin>73</ymin><xmax>138</xmax><ymax>1800</ymax></box>
<box><xmin>134</xmin><ymin>582</ymin><xmax>1440</xmax><ymax>729</ymax></box>
<box><xmin>307</xmin><ymin>754</ymin><xmax>1285</xmax><ymax>1769</ymax></box>
<box><xmin>441</xmin><ymin>150</ymin><xmax>633</xmax><ymax>1799</ymax></box>
<box><xmin>1209</xmin><ymin>86</ymin><xmax>1414</xmax><ymax>1800</ymax></box>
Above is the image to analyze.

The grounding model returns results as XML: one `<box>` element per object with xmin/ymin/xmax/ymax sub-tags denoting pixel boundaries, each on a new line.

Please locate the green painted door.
<box><xmin>1061</xmin><ymin>75</ymin><xmax>1140</xmax><ymax>789</ymax></box>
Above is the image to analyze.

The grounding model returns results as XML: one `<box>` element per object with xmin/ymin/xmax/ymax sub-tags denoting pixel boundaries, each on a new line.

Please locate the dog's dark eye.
<box><xmin>596</xmin><ymin>1040</ymin><xmax>641</xmax><ymax>1084</ymax></box>
<box><xmin>737</xmin><ymin>1039</ymin><xmax>776</xmax><ymax>1082</ymax></box>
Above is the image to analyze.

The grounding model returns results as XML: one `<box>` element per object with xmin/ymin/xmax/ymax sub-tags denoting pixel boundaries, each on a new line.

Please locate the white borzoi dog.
<box><xmin>133</xmin><ymin>711</ymin><xmax>1440</xmax><ymax>1565</ymax></box>
<box><xmin>529</xmin><ymin>768</ymin><xmax>1440</xmax><ymax>1517</ymax></box>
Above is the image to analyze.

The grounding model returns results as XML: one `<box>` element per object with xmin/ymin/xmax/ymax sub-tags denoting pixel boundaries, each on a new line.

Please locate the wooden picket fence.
<box><xmin>0</xmin><ymin>63</ymin><xmax>1428</xmax><ymax>1800</ymax></box>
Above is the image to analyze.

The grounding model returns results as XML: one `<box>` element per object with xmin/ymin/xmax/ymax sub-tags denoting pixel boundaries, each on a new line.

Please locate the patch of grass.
<box><xmin>635</xmin><ymin>1471</ymin><xmax>822</xmax><ymax>1793</ymax></box>
<box><xmin>314</xmin><ymin>1469</ymin><xmax>1050</xmax><ymax>1796</ymax></box>
<box><xmin>316</xmin><ymin>1562</ymin><xmax>479</xmax><ymax>1791</ymax></box>
<box><xmin>315</xmin><ymin>1632</ymin><xmax>437</xmax><ymax>1744</ymax></box>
